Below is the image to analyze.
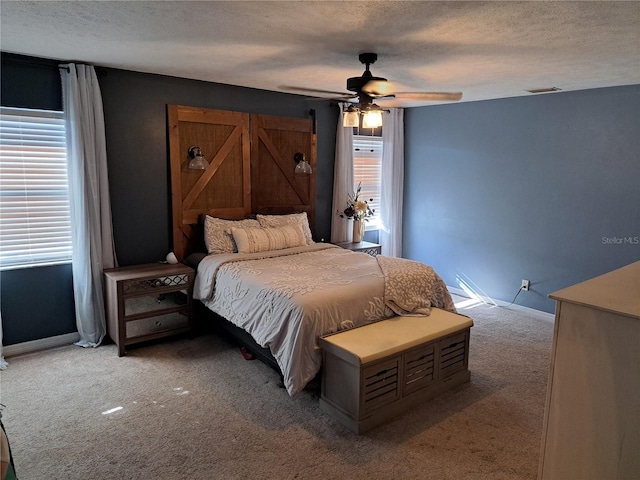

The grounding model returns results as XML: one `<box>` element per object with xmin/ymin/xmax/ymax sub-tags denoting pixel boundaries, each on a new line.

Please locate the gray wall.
<box><xmin>404</xmin><ymin>85</ymin><xmax>640</xmax><ymax>313</ymax></box>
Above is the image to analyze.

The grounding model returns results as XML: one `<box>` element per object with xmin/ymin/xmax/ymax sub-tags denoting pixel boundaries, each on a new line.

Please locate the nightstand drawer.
<box><xmin>122</xmin><ymin>272</ymin><xmax>191</xmax><ymax>295</ymax></box>
<box><xmin>125</xmin><ymin>311</ymin><xmax>190</xmax><ymax>340</ymax></box>
<box><xmin>123</xmin><ymin>290</ymin><xmax>189</xmax><ymax>317</ymax></box>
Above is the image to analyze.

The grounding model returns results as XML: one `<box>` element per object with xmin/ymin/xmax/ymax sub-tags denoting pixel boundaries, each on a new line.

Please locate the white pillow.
<box><xmin>204</xmin><ymin>216</ymin><xmax>260</xmax><ymax>254</ymax></box>
<box><xmin>256</xmin><ymin>212</ymin><xmax>313</xmax><ymax>245</ymax></box>
<box><xmin>231</xmin><ymin>225</ymin><xmax>308</xmax><ymax>254</ymax></box>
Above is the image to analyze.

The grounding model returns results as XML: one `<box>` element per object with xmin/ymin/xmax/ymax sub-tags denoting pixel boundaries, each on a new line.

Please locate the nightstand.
<box><xmin>336</xmin><ymin>240</ymin><xmax>382</xmax><ymax>256</ymax></box>
<box><xmin>103</xmin><ymin>263</ymin><xmax>195</xmax><ymax>356</ymax></box>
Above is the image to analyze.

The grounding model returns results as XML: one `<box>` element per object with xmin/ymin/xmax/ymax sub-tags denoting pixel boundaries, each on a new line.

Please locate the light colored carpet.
<box><xmin>0</xmin><ymin>296</ymin><xmax>553</xmax><ymax>480</ymax></box>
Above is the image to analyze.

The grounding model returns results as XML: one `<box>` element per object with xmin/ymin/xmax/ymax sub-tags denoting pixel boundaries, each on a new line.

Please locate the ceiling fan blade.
<box><xmin>280</xmin><ymin>85</ymin><xmax>355</xmax><ymax>97</ymax></box>
<box><xmin>394</xmin><ymin>92</ymin><xmax>463</xmax><ymax>101</ymax></box>
<box><xmin>363</xmin><ymin>81</ymin><xmax>462</xmax><ymax>102</ymax></box>
<box><xmin>361</xmin><ymin>80</ymin><xmax>393</xmax><ymax>97</ymax></box>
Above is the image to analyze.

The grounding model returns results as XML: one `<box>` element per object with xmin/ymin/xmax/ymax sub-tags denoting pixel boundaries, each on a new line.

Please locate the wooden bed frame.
<box><xmin>168</xmin><ymin>104</ymin><xmax>317</xmax><ymax>372</ymax></box>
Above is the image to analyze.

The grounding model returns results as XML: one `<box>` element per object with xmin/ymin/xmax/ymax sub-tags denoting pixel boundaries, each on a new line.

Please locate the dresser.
<box><xmin>539</xmin><ymin>261</ymin><xmax>640</xmax><ymax>480</ymax></box>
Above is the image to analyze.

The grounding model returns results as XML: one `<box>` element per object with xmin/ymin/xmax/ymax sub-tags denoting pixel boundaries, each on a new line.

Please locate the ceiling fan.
<box><xmin>282</xmin><ymin>53</ymin><xmax>462</xmax><ymax>127</ymax></box>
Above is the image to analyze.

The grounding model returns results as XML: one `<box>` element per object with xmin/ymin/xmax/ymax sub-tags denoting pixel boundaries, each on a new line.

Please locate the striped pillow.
<box><xmin>231</xmin><ymin>225</ymin><xmax>307</xmax><ymax>254</ymax></box>
<box><xmin>256</xmin><ymin>212</ymin><xmax>313</xmax><ymax>245</ymax></box>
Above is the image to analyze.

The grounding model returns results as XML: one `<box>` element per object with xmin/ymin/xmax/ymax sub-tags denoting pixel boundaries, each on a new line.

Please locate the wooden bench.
<box><xmin>318</xmin><ymin>308</ymin><xmax>473</xmax><ymax>434</ymax></box>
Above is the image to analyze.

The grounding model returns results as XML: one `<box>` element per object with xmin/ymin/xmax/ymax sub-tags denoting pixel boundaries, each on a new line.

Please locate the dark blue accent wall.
<box><xmin>404</xmin><ymin>85</ymin><xmax>640</xmax><ymax>313</ymax></box>
<box><xmin>0</xmin><ymin>53</ymin><xmax>63</xmax><ymax>111</ymax></box>
<box><xmin>0</xmin><ymin>53</ymin><xmax>76</xmax><ymax>343</ymax></box>
<box><xmin>1</xmin><ymin>53</ymin><xmax>338</xmax><ymax>345</ymax></box>
<box><xmin>98</xmin><ymin>68</ymin><xmax>337</xmax><ymax>265</ymax></box>
<box><xmin>1</xmin><ymin>265</ymin><xmax>76</xmax><ymax>344</ymax></box>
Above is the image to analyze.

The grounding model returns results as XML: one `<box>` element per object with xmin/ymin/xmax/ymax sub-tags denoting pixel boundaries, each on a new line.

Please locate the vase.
<box><xmin>352</xmin><ymin>219</ymin><xmax>364</xmax><ymax>243</ymax></box>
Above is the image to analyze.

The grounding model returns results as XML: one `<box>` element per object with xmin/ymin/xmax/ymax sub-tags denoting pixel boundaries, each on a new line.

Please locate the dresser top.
<box><xmin>549</xmin><ymin>261</ymin><xmax>640</xmax><ymax>319</ymax></box>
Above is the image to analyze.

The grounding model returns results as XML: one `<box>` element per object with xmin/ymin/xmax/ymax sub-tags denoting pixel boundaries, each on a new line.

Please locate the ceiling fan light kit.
<box><xmin>342</xmin><ymin>103</ymin><xmax>385</xmax><ymax>128</ymax></box>
<box><xmin>285</xmin><ymin>52</ymin><xmax>462</xmax><ymax>127</ymax></box>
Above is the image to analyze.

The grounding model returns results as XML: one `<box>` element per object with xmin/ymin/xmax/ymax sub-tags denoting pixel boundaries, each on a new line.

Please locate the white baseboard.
<box><xmin>3</xmin><ymin>332</ymin><xmax>80</xmax><ymax>358</ymax></box>
<box><xmin>447</xmin><ymin>286</ymin><xmax>555</xmax><ymax>323</ymax></box>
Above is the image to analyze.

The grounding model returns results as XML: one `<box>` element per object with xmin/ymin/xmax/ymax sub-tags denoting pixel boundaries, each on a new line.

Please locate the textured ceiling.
<box><xmin>1</xmin><ymin>1</ymin><xmax>639</xmax><ymax>106</ymax></box>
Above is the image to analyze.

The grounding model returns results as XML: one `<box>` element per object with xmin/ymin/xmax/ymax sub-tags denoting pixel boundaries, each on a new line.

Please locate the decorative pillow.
<box><xmin>204</xmin><ymin>216</ymin><xmax>260</xmax><ymax>254</ymax></box>
<box><xmin>231</xmin><ymin>225</ymin><xmax>308</xmax><ymax>254</ymax></box>
<box><xmin>256</xmin><ymin>212</ymin><xmax>313</xmax><ymax>245</ymax></box>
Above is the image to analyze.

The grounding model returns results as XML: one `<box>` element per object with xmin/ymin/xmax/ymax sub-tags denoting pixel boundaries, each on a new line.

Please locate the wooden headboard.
<box><xmin>168</xmin><ymin>105</ymin><xmax>317</xmax><ymax>260</ymax></box>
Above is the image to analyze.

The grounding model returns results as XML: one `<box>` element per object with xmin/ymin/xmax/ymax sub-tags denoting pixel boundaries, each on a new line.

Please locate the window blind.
<box><xmin>0</xmin><ymin>107</ymin><xmax>71</xmax><ymax>270</ymax></box>
<box><xmin>353</xmin><ymin>135</ymin><xmax>382</xmax><ymax>230</ymax></box>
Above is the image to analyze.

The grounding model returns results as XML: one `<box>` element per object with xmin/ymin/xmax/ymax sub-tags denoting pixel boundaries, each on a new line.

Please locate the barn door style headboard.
<box><xmin>167</xmin><ymin>105</ymin><xmax>316</xmax><ymax>260</ymax></box>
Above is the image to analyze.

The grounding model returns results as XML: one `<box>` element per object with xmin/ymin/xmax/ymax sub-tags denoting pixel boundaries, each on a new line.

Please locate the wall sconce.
<box><xmin>294</xmin><ymin>152</ymin><xmax>312</xmax><ymax>174</ymax></box>
<box><xmin>187</xmin><ymin>146</ymin><xmax>209</xmax><ymax>170</ymax></box>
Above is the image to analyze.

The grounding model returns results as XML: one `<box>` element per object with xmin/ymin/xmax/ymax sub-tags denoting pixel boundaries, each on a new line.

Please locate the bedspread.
<box><xmin>194</xmin><ymin>244</ymin><xmax>454</xmax><ymax>395</ymax></box>
<box><xmin>376</xmin><ymin>255</ymin><xmax>456</xmax><ymax>315</ymax></box>
<box><xmin>195</xmin><ymin>244</ymin><xmax>389</xmax><ymax>395</ymax></box>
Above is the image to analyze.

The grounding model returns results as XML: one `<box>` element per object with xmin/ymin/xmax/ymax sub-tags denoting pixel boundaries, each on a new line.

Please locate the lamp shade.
<box><xmin>294</xmin><ymin>159</ymin><xmax>312</xmax><ymax>174</ymax></box>
<box><xmin>343</xmin><ymin>110</ymin><xmax>359</xmax><ymax>128</ymax></box>
<box><xmin>362</xmin><ymin>110</ymin><xmax>382</xmax><ymax>128</ymax></box>
<box><xmin>187</xmin><ymin>146</ymin><xmax>209</xmax><ymax>170</ymax></box>
<box><xmin>294</xmin><ymin>152</ymin><xmax>312</xmax><ymax>174</ymax></box>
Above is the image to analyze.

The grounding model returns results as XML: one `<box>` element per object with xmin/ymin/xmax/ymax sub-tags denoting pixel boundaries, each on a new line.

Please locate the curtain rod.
<box><xmin>1</xmin><ymin>56</ymin><xmax>70</xmax><ymax>71</ymax></box>
<box><xmin>1</xmin><ymin>57</ymin><xmax>110</xmax><ymax>75</ymax></box>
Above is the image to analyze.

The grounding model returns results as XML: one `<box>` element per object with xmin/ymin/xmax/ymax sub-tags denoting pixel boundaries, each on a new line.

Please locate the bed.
<box><xmin>194</xmin><ymin>243</ymin><xmax>456</xmax><ymax>395</ymax></box>
<box><xmin>168</xmin><ymin>105</ymin><xmax>455</xmax><ymax>396</ymax></box>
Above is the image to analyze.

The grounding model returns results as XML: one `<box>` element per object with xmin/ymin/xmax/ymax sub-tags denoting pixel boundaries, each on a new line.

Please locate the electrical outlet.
<box><xmin>521</xmin><ymin>279</ymin><xmax>530</xmax><ymax>291</ymax></box>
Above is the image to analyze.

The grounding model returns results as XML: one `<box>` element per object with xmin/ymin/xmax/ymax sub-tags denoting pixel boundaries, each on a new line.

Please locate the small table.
<box><xmin>336</xmin><ymin>240</ymin><xmax>381</xmax><ymax>256</ymax></box>
<box><xmin>103</xmin><ymin>263</ymin><xmax>195</xmax><ymax>356</ymax></box>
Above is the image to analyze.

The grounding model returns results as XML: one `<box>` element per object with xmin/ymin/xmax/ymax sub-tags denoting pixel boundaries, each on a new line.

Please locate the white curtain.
<box><xmin>330</xmin><ymin>103</ymin><xmax>355</xmax><ymax>243</ymax></box>
<box><xmin>379</xmin><ymin>108</ymin><xmax>404</xmax><ymax>257</ymax></box>
<box><xmin>60</xmin><ymin>64</ymin><xmax>117</xmax><ymax>348</ymax></box>
<box><xmin>0</xmin><ymin>312</ymin><xmax>7</xmax><ymax>369</ymax></box>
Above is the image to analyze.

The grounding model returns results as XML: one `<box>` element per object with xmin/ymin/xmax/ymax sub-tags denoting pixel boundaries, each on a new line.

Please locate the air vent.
<box><xmin>527</xmin><ymin>87</ymin><xmax>562</xmax><ymax>94</ymax></box>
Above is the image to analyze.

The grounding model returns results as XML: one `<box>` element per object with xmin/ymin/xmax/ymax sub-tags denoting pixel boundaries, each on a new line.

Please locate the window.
<box><xmin>0</xmin><ymin>107</ymin><xmax>71</xmax><ymax>270</ymax></box>
<box><xmin>353</xmin><ymin>135</ymin><xmax>382</xmax><ymax>230</ymax></box>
